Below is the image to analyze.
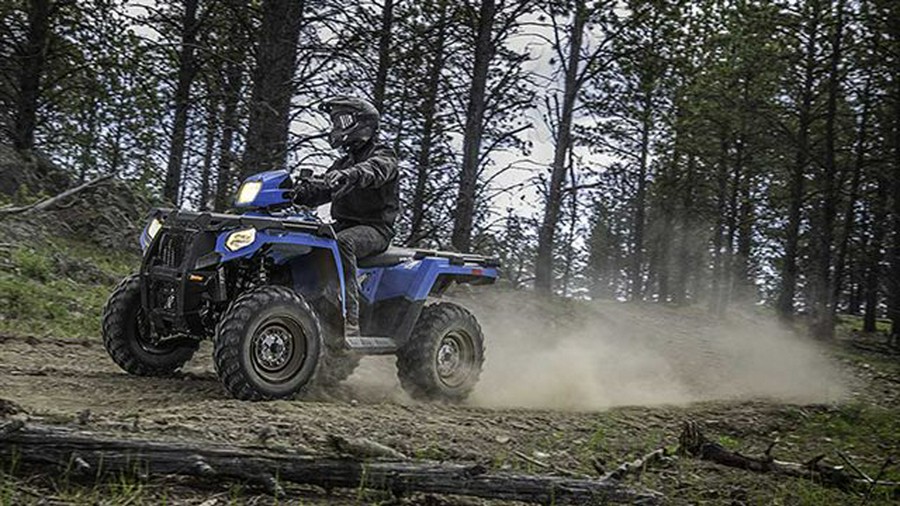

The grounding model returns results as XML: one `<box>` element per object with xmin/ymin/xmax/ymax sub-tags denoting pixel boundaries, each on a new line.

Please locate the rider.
<box><xmin>293</xmin><ymin>96</ymin><xmax>399</xmax><ymax>337</ymax></box>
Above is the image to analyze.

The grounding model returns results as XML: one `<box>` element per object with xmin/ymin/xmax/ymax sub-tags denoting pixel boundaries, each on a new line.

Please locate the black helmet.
<box><xmin>319</xmin><ymin>96</ymin><xmax>380</xmax><ymax>150</ymax></box>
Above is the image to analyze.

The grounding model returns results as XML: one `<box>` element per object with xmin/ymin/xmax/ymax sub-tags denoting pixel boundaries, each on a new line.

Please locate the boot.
<box><xmin>345</xmin><ymin>320</ymin><xmax>361</xmax><ymax>337</ymax></box>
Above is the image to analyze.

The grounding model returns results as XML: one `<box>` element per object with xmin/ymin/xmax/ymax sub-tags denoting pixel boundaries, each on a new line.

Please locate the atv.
<box><xmin>101</xmin><ymin>169</ymin><xmax>499</xmax><ymax>402</ymax></box>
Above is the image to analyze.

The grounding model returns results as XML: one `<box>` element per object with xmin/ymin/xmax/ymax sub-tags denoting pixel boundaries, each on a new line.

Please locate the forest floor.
<box><xmin>1</xmin><ymin>227</ymin><xmax>899</xmax><ymax>505</ymax></box>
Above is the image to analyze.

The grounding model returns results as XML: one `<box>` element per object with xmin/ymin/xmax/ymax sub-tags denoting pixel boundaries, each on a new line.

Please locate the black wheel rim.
<box><xmin>435</xmin><ymin>330</ymin><xmax>476</xmax><ymax>389</ymax></box>
<box><xmin>250</xmin><ymin>316</ymin><xmax>307</xmax><ymax>384</ymax></box>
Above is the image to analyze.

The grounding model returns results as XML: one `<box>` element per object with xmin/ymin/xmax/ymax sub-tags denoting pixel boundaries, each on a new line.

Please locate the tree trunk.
<box><xmin>776</xmin><ymin>5</ymin><xmax>819</xmax><ymax>320</ymax></box>
<box><xmin>242</xmin><ymin>0</ymin><xmax>305</xmax><ymax>177</ymax></box>
<box><xmin>735</xmin><ymin>156</ymin><xmax>753</xmax><ymax>303</ymax></box>
<box><xmin>407</xmin><ymin>0</ymin><xmax>449</xmax><ymax>247</ymax></box>
<box><xmin>889</xmin><ymin>54</ymin><xmax>900</xmax><ymax>343</ymax></box>
<box><xmin>673</xmin><ymin>153</ymin><xmax>696</xmax><ymax>304</ymax></box>
<box><xmin>450</xmin><ymin>0</ymin><xmax>496</xmax><ymax>253</ymax></box>
<box><xmin>811</xmin><ymin>0</ymin><xmax>845</xmax><ymax>339</ymax></box>
<box><xmin>561</xmin><ymin>155</ymin><xmax>579</xmax><ymax>296</ymax></box>
<box><xmin>833</xmin><ymin>75</ymin><xmax>871</xmax><ymax>313</ymax></box>
<box><xmin>390</xmin><ymin>81</ymin><xmax>412</xmax><ymax>158</ymax></box>
<box><xmin>863</xmin><ymin>156</ymin><xmax>891</xmax><ymax>332</ymax></box>
<box><xmin>629</xmin><ymin>99</ymin><xmax>652</xmax><ymax>301</ymax></box>
<box><xmin>657</xmin><ymin>206</ymin><xmax>674</xmax><ymax>303</ymax></box>
<box><xmin>709</xmin><ymin>138</ymin><xmax>729</xmax><ymax>313</ymax></box>
<box><xmin>198</xmin><ymin>89</ymin><xmax>219</xmax><ymax>211</ymax></box>
<box><xmin>162</xmin><ymin>0</ymin><xmax>201</xmax><ymax>205</ymax></box>
<box><xmin>848</xmin><ymin>265</ymin><xmax>863</xmax><ymax>315</ymax></box>
<box><xmin>720</xmin><ymin>139</ymin><xmax>741</xmax><ymax>315</ymax></box>
<box><xmin>534</xmin><ymin>0</ymin><xmax>586</xmax><ymax>294</ymax></box>
<box><xmin>12</xmin><ymin>0</ymin><xmax>52</xmax><ymax>151</ymax></box>
<box><xmin>372</xmin><ymin>0</ymin><xmax>394</xmax><ymax>113</ymax></box>
<box><xmin>214</xmin><ymin>61</ymin><xmax>243</xmax><ymax>212</ymax></box>
<box><xmin>78</xmin><ymin>92</ymin><xmax>98</xmax><ymax>182</ymax></box>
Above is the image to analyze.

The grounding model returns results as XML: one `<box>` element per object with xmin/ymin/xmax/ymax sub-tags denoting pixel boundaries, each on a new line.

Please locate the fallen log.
<box><xmin>0</xmin><ymin>421</ymin><xmax>664</xmax><ymax>505</ymax></box>
<box><xmin>677</xmin><ymin>420</ymin><xmax>898</xmax><ymax>496</ymax></box>
<box><xmin>0</xmin><ymin>173</ymin><xmax>116</xmax><ymax>216</ymax></box>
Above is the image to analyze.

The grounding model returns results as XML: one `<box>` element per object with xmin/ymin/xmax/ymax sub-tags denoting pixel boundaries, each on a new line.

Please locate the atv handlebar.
<box><xmin>290</xmin><ymin>169</ymin><xmax>331</xmax><ymax>207</ymax></box>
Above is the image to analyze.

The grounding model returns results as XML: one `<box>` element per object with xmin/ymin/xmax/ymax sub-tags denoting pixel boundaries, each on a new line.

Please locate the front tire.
<box><xmin>214</xmin><ymin>286</ymin><xmax>323</xmax><ymax>401</ymax></box>
<box><xmin>102</xmin><ymin>275</ymin><xmax>198</xmax><ymax>376</ymax></box>
<box><xmin>318</xmin><ymin>350</ymin><xmax>362</xmax><ymax>387</ymax></box>
<box><xmin>396</xmin><ymin>303</ymin><xmax>485</xmax><ymax>402</ymax></box>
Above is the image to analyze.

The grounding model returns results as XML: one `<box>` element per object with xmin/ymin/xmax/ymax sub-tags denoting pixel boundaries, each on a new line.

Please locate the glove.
<box><xmin>292</xmin><ymin>181</ymin><xmax>315</xmax><ymax>205</ymax></box>
<box><xmin>327</xmin><ymin>169</ymin><xmax>357</xmax><ymax>199</ymax></box>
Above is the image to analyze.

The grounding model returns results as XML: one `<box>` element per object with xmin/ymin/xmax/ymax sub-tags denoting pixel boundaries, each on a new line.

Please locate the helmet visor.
<box><xmin>332</xmin><ymin>112</ymin><xmax>357</xmax><ymax>130</ymax></box>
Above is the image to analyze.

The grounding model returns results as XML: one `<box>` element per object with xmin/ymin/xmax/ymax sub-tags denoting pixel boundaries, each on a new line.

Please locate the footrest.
<box><xmin>345</xmin><ymin>336</ymin><xmax>398</xmax><ymax>355</ymax></box>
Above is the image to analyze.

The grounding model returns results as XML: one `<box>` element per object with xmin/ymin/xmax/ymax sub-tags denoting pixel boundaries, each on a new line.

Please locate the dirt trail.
<box><xmin>1</xmin><ymin>291</ymin><xmax>886</xmax><ymax>505</ymax></box>
<box><xmin>1</xmin><ymin>291</ymin><xmax>846</xmax><ymax>449</ymax></box>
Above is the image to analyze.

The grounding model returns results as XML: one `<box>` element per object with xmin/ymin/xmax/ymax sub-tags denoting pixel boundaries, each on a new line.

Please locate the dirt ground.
<box><xmin>1</xmin><ymin>292</ymin><xmax>899</xmax><ymax>505</ymax></box>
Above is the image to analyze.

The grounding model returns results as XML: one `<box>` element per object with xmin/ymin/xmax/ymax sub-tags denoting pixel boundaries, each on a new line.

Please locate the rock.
<box><xmin>0</xmin><ymin>398</ymin><xmax>24</xmax><ymax>417</ymax></box>
<box><xmin>257</xmin><ymin>424</ymin><xmax>277</xmax><ymax>444</ymax></box>
<box><xmin>0</xmin><ymin>144</ymin><xmax>70</xmax><ymax>198</ymax></box>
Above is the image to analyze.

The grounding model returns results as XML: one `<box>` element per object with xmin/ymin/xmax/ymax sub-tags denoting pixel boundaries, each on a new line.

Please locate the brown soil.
<box><xmin>1</xmin><ymin>293</ymin><xmax>898</xmax><ymax>505</ymax></box>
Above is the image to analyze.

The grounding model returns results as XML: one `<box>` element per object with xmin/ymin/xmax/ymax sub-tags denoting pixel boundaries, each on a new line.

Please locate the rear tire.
<box><xmin>214</xmin><ymin>286</ymin><xmax>323</xmax><ymax>401</ymax></box>
<box><xmin>102</xmin><ymin>275</ymin><xmax>198</xmax><ymax>376</ymax></box>
<box><xmin>396</xmin><ymin>302</ymin><xmax>484</xmax><ymax>402</ymax></box>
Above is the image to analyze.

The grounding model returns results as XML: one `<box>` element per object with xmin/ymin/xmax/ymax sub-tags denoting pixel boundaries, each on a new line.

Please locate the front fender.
<box><xmin>216</xmin><ymin>229</ymin><xmax>347</xmax><ymax>316</ymax></box>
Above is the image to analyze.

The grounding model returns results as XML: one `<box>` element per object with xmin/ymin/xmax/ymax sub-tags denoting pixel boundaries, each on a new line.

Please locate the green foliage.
<box><xmin>11</xmin><ymin>248</ymin><xmax>52</xmax><ymax>282</ymax></box>
<box><xmin>796</xmin><ymin>403</ymin><xmax>898</xmax><ymax>447</ymax></box>
<box><xmin>715</xmin><ymin>434</ymin><xmax>739</xmax><ymax>450</ymax></box>
<box><xmin>413</xmin><ymin>444</ymin><xmax>448</xmax><ymax>460</ymax></box>
<box><xmin>835</xmin><ymin>314</ymin><xmax>892</xmax><ymax>335</ymax></box>
<box><xmin>586</xmin><ymin>425</ymin><xmax>606</xmax><ymax>452</ymax></box>
<box><xmin>0</xmin><ymin>239</ymin><xmax>135</xmax><ymax>338</ymax></box>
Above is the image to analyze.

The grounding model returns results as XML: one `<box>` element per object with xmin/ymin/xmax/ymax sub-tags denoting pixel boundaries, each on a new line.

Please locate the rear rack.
<box><xmin>411</xmin><ymin>249</ymin><xmax>500</xmax><ymax>267</ymax></box>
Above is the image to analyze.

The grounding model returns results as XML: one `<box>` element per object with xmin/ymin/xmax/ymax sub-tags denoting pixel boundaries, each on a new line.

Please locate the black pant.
<box><xmin>335</xmin><ymin>223</ymin><xmax>390</xmax><ymax>328</ymax></box>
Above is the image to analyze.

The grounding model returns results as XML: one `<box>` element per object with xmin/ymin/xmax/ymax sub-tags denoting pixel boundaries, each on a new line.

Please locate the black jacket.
<box><xmin>302</xmin><ymin>141</ymin><xmax>400</xmax><ymax>238</ymax></box>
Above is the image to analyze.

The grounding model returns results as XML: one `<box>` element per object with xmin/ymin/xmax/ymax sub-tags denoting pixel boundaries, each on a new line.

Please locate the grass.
<box><xmin>0</xmin><ymin>236</ymin><xmax>136</xmax><ymax>339</ymax></box>
<box><xmin>791</xmin><ymin>403</ymin><xmax>900</xmax><ymax>475</ymax></box>
<box><xmin>0</xmin><ymin>470</ymin><xmax>157</xmax><ymax>506</ymax></box>
<box><xmin>836</xmin><ymin>314</ymin><xmax>893</xmax><ymax>336</ymax></box>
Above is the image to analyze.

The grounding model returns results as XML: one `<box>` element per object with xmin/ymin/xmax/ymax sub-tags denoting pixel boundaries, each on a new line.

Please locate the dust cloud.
<box><xmin>343</xmin><ymin>290</ymin><xmax>846</xmax><ymax>410</ymax></box>
<box><xmin>461</xmin><ymin>291</ymin><xmax>846</xmax><ymax>410</ymax></box>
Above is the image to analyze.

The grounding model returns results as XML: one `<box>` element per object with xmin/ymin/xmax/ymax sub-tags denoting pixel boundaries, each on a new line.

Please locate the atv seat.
<box><xmin>358</xmin><ymin>246</ymin><xmax>417</xmax><ymax>268</ymax></box>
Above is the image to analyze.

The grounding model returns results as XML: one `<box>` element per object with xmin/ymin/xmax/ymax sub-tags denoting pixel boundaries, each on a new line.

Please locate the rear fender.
<box><xmin>215</xmin><ymin>230</ymin><xmax>346</xmax><ymax>316</ymax></box>
<box><xmin>358</xmin><ymin>259</ymin><xmax>496</xmax><ymax>344</ymax></box>
<box><xmin>364</xmin><ymin>258</ymin><xmax>498</xmax><ymax>303</ymax></box>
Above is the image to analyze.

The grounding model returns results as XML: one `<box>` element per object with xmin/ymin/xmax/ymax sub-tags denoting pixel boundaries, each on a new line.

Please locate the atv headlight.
<box><xmin>146</xmin><ymin>218</ymin><xmax>163</xmax><ymax>240</ymax></box>
<box><xmin>225</xmin><ymin>227</ymin><xmax>256</xmax><ymax>251</ymax></box>
<box><xmin>236</xmin><ymin>181</ymin><xmax>262</xmax><ymax>205</ymax></box>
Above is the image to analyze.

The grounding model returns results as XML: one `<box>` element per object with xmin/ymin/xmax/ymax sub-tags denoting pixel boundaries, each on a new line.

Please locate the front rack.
<box><xmin>150</xmin><ymin>208</ymin><xmax>330</xmax><ymax>236</ymax></box>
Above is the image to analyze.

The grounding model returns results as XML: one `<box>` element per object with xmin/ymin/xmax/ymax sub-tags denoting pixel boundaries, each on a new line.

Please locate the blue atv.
<box><xmin>101</xmin><ymin>169</ymin><xmax>499</xmax><ymax>402</ymax></box>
